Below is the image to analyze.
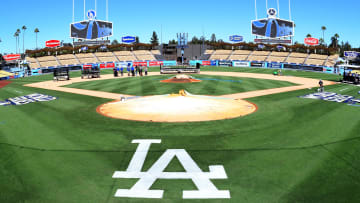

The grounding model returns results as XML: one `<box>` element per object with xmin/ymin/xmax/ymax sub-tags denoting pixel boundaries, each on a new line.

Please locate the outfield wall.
<box><xmin>189</xmin><ymin>60</ymin><xmax>343</xmax><ymax>75</ymax></box>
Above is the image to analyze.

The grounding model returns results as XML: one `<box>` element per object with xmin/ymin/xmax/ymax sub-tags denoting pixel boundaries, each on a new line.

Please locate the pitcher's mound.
<box><xmin>161</xmin><ymin>74</ymin><xmax>201</xmax><ymax>83</ymax></box>
<box><xmin>97</xmin><ymin>90</ymin><xmax>257</xmax><ymax>122</ymax></box>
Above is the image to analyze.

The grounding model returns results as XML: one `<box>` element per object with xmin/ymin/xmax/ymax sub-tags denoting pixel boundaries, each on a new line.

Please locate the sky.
<box><xmin>0</xmin><ymin>0</ymin><xmax>359</xmax><ymax>54</ymax></box>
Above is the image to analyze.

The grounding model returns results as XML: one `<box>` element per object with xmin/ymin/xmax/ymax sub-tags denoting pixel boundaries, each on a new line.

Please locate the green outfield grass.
<box><xmin>64</xmin><ymin>74</ymin><xmax>297</xmax><ymax>96</ymax></box>
<box><xmin>0</xmin><ymin>67</ymin><xmax>359</xmax><ymax>203</ymax></box>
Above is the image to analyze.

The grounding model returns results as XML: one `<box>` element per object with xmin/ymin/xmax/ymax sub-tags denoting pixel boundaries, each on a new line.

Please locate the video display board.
<box><xmin>252</xmin><ymin>18</ymin><xmax>294</xmax><ymax>38</ymax></box>
<box><xmin>70</xmin><ymin>20</ymin><xmax>113</xmax><ymax>40</ymax></box>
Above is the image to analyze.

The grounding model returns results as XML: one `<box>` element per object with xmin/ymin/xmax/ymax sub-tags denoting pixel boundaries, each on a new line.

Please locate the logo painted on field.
<box><xmin>299</xmin><ymin>92</ymin><xmax>360</xmax><ymax>106</ymax></box>
<box><xmin>112</xmin><ymin>139</ymin><xmax>230</xmax><ymax>199</ymax></box>
<box><xmin>0</xmin><ymin>93</ymin><xmax>57</xmax><ymax>106</ymax></box>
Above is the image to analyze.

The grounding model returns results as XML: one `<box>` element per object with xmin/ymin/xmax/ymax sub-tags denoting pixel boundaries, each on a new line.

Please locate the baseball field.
<box><xmin>1</xmin><ymin>67</ymin><xmax>360</xmax><ymax>202</ymax></box>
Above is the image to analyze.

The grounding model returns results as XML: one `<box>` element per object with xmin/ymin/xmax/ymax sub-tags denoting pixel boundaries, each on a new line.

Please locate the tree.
<box><xmin>14</xmin><ymin>29</ymin><xmax>21</xmax><ymax>54</ymax></box>
<box><xmin>319</xmin><ymin>38</ymin><xmax>325</xmax><ymax>45</ymax></box>
<box><xmin>191</xmin><ymin>36</ymin><xmax>200</xmax><ymax>44</ymax></box>
<box><xmin>321</xmin><ymin>26</ymin><xmax>326</xmax><ymax>45</ymax></box>
<box><xmin>111</xmin><ymin>39</ymin><xmax>119</xmax><ymax>45</ymax></box>
<box><xmin>150</xmin><ymin>31</ymin><xmax>159</xmax><ymax>46</ymax></box>
<box><xmin>22</xmin><ymin>25</ymin><xmax>27</xmax><ymax>53</ymax></box>
<box><xmin>329</xmin><ymin>34</ymin><xmax>340</xmax><ymax>50</ymax></box>
<box><xmin>169</xmin><ymin>39</ymin><xmax>176</xmax><ymax>44</ymax></box>
<box><xmin>34</xmin><ymin>28</ymin><xmax>40</xmax><ymax>49</ymax></box>
<box><xmin>306</xmin><ymin>34</ymin><xmax>312</xmax><ymax>38</ymax></box>
<box><xmin>135</xmin><ymin>36</ymin><xmax>139</xmax><ymax>44</ymax></box>
<box><xmin>210</xmin><ymin>34</ymin><xmax>216</xmax><ymax>43</ymax></box>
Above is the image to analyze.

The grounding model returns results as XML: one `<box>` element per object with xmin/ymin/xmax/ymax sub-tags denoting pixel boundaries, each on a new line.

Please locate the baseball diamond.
<box><xmin>1</xmin><ymin>0</ymin><xmax>360</xmax><ymax>202</ymax></box>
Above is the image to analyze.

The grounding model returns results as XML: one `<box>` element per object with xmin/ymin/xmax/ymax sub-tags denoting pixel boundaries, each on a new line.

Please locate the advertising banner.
<box><xmin>149</xmin><ymin>61</ymin><xmax>163</xmax><ymax>66</ymax></box>
<box><xmin>122</xmin><ymin>36</ymin><xmax>136</xmax><ymax>43</ymax></box>
<box><xmin>202</xmin><ymin>61</ymin><xmax>211</xmax><ymax>66</ymax></box>
<box><xmin>46</xmin><ymin>40</ymin><xmax>61</xmax><ymax>48</ymax></box>
<box><xmin>163</xmin><ymin>61</ymin><xmax>177</xmax><ymax>66</ymax></box>
<box><xmin>83</xmin><ymin>64</ymin><xmax>93</xmax><ymax>69</ymax></box>
<box><xmin>106</xmin><ymin>63</ymin><xmax>115</xmax><ymax>68</ymax></box>
<box><xmin>211</xmin><ymin>60</ymin><xmax>217</xmax><ymax>66</ymax></box>
<box><xmin>284</xmin><ymin>64</ymin><xmax>301</xmax><ymax>70</ymax></box>
<box><xmin>3</xmin><ymin>54</ymin><xmax>21</xmax><ymax>61</ymax></box>
<box><xmin>344</xmin><ymin>51</ymin><xmax>359</xmax><ymax>58</ymax></box>
<box><xmin>254</xmin><ymin>39</ymin><xmax>292</xmax><ymax>44</ymax></box>
<box><xmin>133</xmin><ymin>62</ymin><xmax>148</xmax><ymax>66</ymax></box>
<box><xmin>100</xmin><ymin>64</ymin><xmax>106</xmax><ymax>69</ymax></box>
<box><xmin>233</xmin><ymin>61</ymin><xmax>250</xmax><ymax>67</ymax></box>
<box><xmin>117</xmin><ymin>62</ymin><xmax>130</xmax><ymax>68</ymax></box>
<box><xmin>323</xmin><ymin>67</ymin><xmax>334</xmax><ymax>74</ymax></box>
<box><xmin>304</xmin><ymin>38</ymin><xmax>319</xmax><ymax>46</ymax></box>
<box><xmin>229</xmin><ymin>35</ymin><xmax>244</xmax><ymax>42</ymax></box>
<box><xmin>218</xmin><ymin>61</ymin><xmax>232</xmax><ymax>66</ymax></box>
<box><xmin>251</xmin><ymin>62</ymin><xmax>264</xmax><ymax>67</ymax></box>
<box><xmin>268</xmin><ymin>62</ymin><xmax>282</xmax><ymax>69</ymax></box>
<box><xmin>189</xmin><ymin>60</ymin><xmax>202</xmax><ymax>66</ymax></box>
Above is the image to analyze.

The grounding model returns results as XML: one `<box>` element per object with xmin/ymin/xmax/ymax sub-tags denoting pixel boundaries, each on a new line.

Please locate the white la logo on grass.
<box><xmin>112</xmin><ymin>139</ymin><xmax>230</xmax><ymax>199</ymax></box>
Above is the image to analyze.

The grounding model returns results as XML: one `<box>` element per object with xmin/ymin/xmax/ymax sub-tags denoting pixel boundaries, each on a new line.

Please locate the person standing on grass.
<box><xmin>120</xmin><ymin>66</ymin><xmax>124</xmax><ymax>76</ymax></box>
<box><xmin>131</xmin><ymin>66</ymin><xmax>135</xmax><ymax>77</ymax></box>
<box><xmin>145</xmin><ymin>66</ymin><xmax>148</xmax><ymax>76</ymax></box>
<box><xmin>127</xmin><ymin>64</ymin><xmax>131</xmax><ymax>76</ymax></box>
<box><xmin>319</xmin><ymin>79</ymin><xmax>324</xmax><ymax>92</ymax></box>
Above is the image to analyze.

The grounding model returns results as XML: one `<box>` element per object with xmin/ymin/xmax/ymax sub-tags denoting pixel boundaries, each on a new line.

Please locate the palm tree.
<box><xmin>321</xmin><ymin>26</ymin><xmax>326</xmax><ymax>45</ymax></box>
<box><xmin>306</xmin><ymin>34</ymin><xmax>312</xmax><ymax>38</ymax></box>
<box><xmin>22</xmin><ymin>25</ymin><xmax>27</xmax><ymax>53</ymax></box>
<box><xmin>15</xmin><ymin>29</ymin><xmax>21</xmax><ymax>54</ymax></box>
<box><xmin>334</xmin><ymin>33</ymin><xmax>340</xmax><ymax>49</ymax></box>
<box><xmin>14</xmin><ymin>32</ymin><xmax>18</xmax><ymax>53</ymax></box>
<box><xmin>34</xmin><ymin>28</ymin><xmax>40</xmax><ymax>49</ymax></box>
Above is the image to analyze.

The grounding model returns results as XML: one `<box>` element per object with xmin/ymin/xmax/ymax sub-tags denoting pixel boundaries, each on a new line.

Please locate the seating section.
<box><xmin>229</xmin><ymin>55</ymin><xmax>248</xmax><ymax>61</ymax></box>
<box><xmin>114</xmin><ymin>51</ymin><xmax>137</xmax><ymax>61</ymax></box>
<box><xmin>76</xmin><ymin>53</ymin><xmax>98</xmax><ymax>64</ymax></box>
<box><xmin>95</xmin><ymin>52</ymin><xmax>118</xmax><ymax>63</ymax></box>
<box><xmin>25</xmin><ymin>50</ymin><xmax>338</xmax><ymax>69</ymax></box>
<box><xmin>285</xmin><ymin>52</ymin><xmax>308</xmax><ymax>64</ymax></box>
<box><xmin>304</xmin><ymin>54</ymin><xmax>328</xmax><ymax>66</ymax></box>
<box><xmin>133</xmin><ymin>50</ymin><xmax>156</xmax><ymax>61</ymax></box>
<box><xmin>151</xmin><ymin>50</ymin><xmax>161</xmax><ymax>55</ymax></box>
<box><xmin>205</xmin><ymin>50</ymin><xmax>215</xmax><ymax>55</ymax></box>
<box><xmin>248</xmin><ymin>51</ymin><xmax>270</xmax><ymax>62</ymax></box>
<box><xmin>57</xmin><ymin>54</ymin><xmax>79</xmax><ymax>66</ymax></box>
<box><xmin>37</xmin><ymin>56</ymin><xmax>60</xmax><ymax>67</ymax></box>
<box><xmin>229</xmin><ymin>50</ymin><xmax>251</xmax><ymax>60</ymax></box>
<box><xmin>266</xmin><ymin>52</ymin><xmax>289</xmax><ymax>62</ymax></box>
<box><xmin>325</xmin><ymin>55</ymin><xmax>339</xmax><ymax>67</ymax></box>
<box><xmin>26</xmin><ymin>57</ymin><xmax>41</xmax><ymax>69</ymax></box>
<box><xmin>210</xmin><ymin>49</ymin><xmax>232</xmax><ymax>60</ymax></box>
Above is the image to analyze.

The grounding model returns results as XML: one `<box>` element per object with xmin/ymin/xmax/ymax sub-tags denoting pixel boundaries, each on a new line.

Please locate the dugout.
<box><xmin>340</xmin><ymin>64</ymin><xmax>360</xmax><ymax>84</ymax></box>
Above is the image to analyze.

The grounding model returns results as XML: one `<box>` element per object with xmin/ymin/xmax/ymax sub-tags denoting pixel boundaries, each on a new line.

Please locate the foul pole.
<box><xmin>84</xmin><ymin>0</ymin><xmax>86</xmax><ymax>20</ymax></box>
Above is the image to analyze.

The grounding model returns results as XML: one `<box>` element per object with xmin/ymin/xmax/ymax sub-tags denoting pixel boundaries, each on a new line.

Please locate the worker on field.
<box><xmin>145</xmin><ymin>66</ymin><xmax>148</xmax><ymax>76</ymax></box>
<box><xmin>127</xmin><ymin>64</ymin><xmax>131</xmax><ymax>76</ymax></box>
<box><xmin>120</xmin><ymin>66</ymin><xmax>124</xmax><ymax>77</ymax></box>
<box><xmin>319</xmin><ymin>79</ymin><xmax>324</xmax><ymax>92</ymax></box>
